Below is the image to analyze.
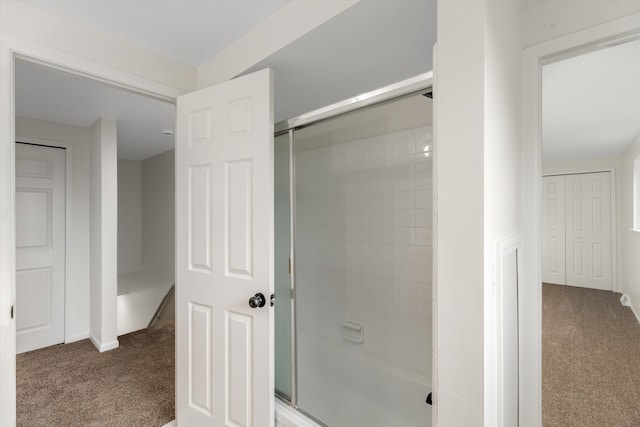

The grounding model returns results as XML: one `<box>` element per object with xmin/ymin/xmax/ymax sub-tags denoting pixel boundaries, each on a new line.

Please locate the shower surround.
<box><xmin>293</xmin><ymin>125</ymin><xmax>433</xmax><ymax>427</ymax></box>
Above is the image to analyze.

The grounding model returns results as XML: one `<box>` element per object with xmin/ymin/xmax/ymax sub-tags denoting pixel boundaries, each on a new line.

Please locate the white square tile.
<box><xmin>416</xmin><ymin>265</ymin><xmax>432</xmax><ymax>284</ymax></box>
<box><xmin>415</xmin><ymin>190</ymin><xmax>432</xmax><ymax>209</ymax></box>
<box><xmin>397</xmin><ymin>280</ymin><xmax>417</xmax><ymax>300</ymax></box>
<box><xmin>415</xmin><ymin>246</ymin><xmax>432</xmax><ymax>266</ymax></box>
<box><xmin>394</xmin><ymin>172</ymin><xmax>415</xmax><ymax>191</ymax></box>
<box><xmin>416</xmin><ymin>170</ymin><xmax>432</xmax><ymax>190</ymax></box>
<box><xmin>415</xmin><ymin>209</ymin><xmax>432</xmax><ymax>228</ymax></box>
<box><xmin>417</xmin><ymin>283</ymin><xmax>432</xmax><ymax>303</ymax></box>
<box><xmin>344</xmin><ymin>225</ymin><xmax>369</xmax><ymax>242</ymax></box>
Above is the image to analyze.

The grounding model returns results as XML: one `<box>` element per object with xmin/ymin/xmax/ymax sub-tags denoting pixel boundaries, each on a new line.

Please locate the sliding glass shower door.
<box><xmin>274</xmin><ymin>132</ymin><xmax>293</xmax><ymax>402</ymax></box>
<box><xmin>286</xmin><ymin>93</ymin><xmax>434</xmax><ymax>427</ymax></box>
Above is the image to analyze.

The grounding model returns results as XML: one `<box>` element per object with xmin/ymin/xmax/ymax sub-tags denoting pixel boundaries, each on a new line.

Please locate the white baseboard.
<box><xmin>630</xmin><ymin>303</ymin><xmax>640</xmax><ymax>325</ymax></box>
<box><xmin>621</xmin><ymin>294</ymin><xmax>640</xmax><ymax>324</ymax></box>
<box><xmin>161</xmin><ymin>420</ymin><xmax>176</xmax><ymax>427</ymax></box>
<box><xmin>66</xmin><ymin>331</ymin><xmax>89</xmax><ymax>344</ymax></box>
<box><xmin>89</xmin><ymin>335</ymin><xmax>119</xmax><ymax>353</ymax></box>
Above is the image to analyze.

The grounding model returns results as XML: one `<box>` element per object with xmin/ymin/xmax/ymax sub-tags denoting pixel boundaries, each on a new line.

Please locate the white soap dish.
<box><xmin>342</xmin><ymin>320</ymin><xmax>364</xmax><ymax>343</ymax></box>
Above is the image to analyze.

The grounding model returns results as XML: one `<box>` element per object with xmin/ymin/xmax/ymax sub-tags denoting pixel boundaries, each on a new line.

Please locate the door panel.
<box><xmin>542</xmin><ymin>176</ymin><xmax>566</xmax><ymax>284</ymax></box>
<box><xmin>189</xmin><ymin>302</ymin><xmax>213</xmax><ymax>416</ymax></box>
<box><xmin>176</xmin><ymin>69</ymin><xmax>274</xmax><ymax>426</ymax></box>
<box><xmin>565</xmin><ymin>172</ymin><xmax>612</xmax><ymax>290</ymax></box>
<box><xmin>15</xmin><ymin>143</ymin><xmax>65</xmax><ymax>354</ymax></box>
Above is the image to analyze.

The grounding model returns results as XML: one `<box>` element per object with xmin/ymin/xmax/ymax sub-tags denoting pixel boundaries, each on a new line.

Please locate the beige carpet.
<box><xmin>17</xmin><ymin>321</ymin><xmax>175</xmax><ymax>427</ymax></box>
<box><xmin>543</xmin><ymin>283</ymin><xmax>640</xmax><ymax>426</ymax></box>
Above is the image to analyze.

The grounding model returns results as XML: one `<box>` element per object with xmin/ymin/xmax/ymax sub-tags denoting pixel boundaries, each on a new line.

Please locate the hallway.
<box><xmin>17</xmin><ymin>322</ymin><xmax>174</xmax><ymax>427</ymax></box>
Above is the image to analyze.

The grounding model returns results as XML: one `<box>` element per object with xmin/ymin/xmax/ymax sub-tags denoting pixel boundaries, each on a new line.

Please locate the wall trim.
<box><xmin>620</xmin><ymin>293</ymin><xmax>640</xmax><ymax>325</ymax></box>
<box><xmin>67</xmin><ymin>331</ymin><xmax>89</xmax><ymax>343</ymax></box>
<box><xmin>488</xmin><ymin>235</ymin><xmax>522</xmax><ymax>427</ymax></box>
<box><xmin>630</xmin><ymin>301</ymin><xmax>640</xmax><ymax>326</ymax></box>
<box><xmin>89</xmin><ymin>335</ymin><xmax>119</xmax><ymax>353</ymax></box>
<box><xmin>2</xmin><ymin>35</ymin><xmax>184</xmax><ymax>102</ymax></box>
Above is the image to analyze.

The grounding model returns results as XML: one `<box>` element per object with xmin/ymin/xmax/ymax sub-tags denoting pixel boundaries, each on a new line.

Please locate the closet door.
<box><xmin>542</xmin><ymin>175</ymin><xmax>566</xmax><ymax>285</ymax></box>
<box><xmin>565</xmin><ymin>172</ymin><xmax>612</xmax><ymax>291</ymax></box>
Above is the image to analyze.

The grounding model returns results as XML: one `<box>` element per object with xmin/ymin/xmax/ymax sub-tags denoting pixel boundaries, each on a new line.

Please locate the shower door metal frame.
<box><xmin>274</xmin><ymin>71</ymin><xmax>434</xmax><ymax>410</ymax></box>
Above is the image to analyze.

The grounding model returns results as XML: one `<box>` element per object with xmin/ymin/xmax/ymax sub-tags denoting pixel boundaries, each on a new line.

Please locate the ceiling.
<box><xmin>16</xmin><ymin>59</ymin><xmax>177</xmax><ymax>160</ymax></box>
<box><xmin>543</xmin><ymin>38</ymin><xmax>640</xmax><ymax>163</ymax></box>
<box><xmin>243</xmin><ymin>0</ymin><xmax>435</xmax><ymax>122</ymax></box>
<box><xmin>15</xmin><ymin>0</ymin><xmax>436</xmax><ymax>161</ymax></box>
<box><xmin>20</xmin><ymin>0</ymin><xmax>289</xmax><ymax>67</ymax></box>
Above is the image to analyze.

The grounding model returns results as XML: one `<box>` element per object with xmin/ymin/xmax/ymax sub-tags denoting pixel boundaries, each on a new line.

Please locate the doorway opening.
<box><xmin>540</xmin><ymin>37</ymin><xmax>640</xmax><ymax>425</ymax></box>
<box><xmin>14</xmin><ymin>57</ymin><xmax>177</xmax><ymax>426</ymax></box>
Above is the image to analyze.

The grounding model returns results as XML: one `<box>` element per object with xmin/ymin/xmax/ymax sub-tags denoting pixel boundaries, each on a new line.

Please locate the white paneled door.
<box><xmin>176</xmin><ymin>69</ymin><xmax>274</xmax><ymax>426</ymax></box>
<box><xmin>15</xmin><ymin>143</ymin><xmax>66</xmax><ymax>354</ymax></box>
<box><xmin>541</xmin><ymin>172</ymin><xmax>612</xmax><ymax>291</ymax></box>
<box><xmin>542</xmin><ymin>175</ymin><xmax>566</xmax><ymax>285</ymax></box>
<box><xmin>565</xmin><ymin>172</ymin><xmax>612</xmax><ymax>290</ymax></box>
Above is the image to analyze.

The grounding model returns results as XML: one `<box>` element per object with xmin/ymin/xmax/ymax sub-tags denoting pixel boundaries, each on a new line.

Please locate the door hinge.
<box><xmin>288</xmin><ymin>258</ymin><xmax>291</xmax><ymax>275</ymax></box>
<box><xmin>10</xmin><ymin>305</ymin><xmax>13</xmax><ymax>319</ymax></box>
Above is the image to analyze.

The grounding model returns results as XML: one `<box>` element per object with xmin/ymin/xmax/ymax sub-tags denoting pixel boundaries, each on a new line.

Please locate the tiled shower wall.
<box><xmin>295</xmin><ymin>125</ymin><xmax>433</xmax><ymax>426</ymax></box>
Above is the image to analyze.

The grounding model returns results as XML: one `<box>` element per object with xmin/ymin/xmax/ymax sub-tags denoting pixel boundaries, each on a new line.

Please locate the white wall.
<box><xmin>89</xmin><ymin>116</ymin><xmax>119</xmax><ymax>352</ymax></box>
<box><xmin>117</xmin><ymin>149</ymin><xmax>175</xmax><ymax>335</ymax></box>
<box><xmin>0</xmin><ymin>0</ymin><xmax>195</xmax><ymax>93</ymax></box>
<box><xmin>543</xmin><ymin>156</ymin><xmax>623</xmax><ymax>292</ymax></box>
<box><xmin>621</xmin><ymin>136</ymin><xmax>640</xmax><ymax>318</ymax></box>
<box><xmin>435</xmin><ymin>2</ymin><xmax>485</xmax><ymax>425</ymax></box>
<box><xmin>141</xmin><ymin>149</ymin><xmax>175</xmax><ymax>286</ymax></box>
<box><xmin>484</xmin><ymin>3</ymin><xmax>524</xmax><ymax>425</ymax></box>
<box><xmin>197</xmin><ymin>1</ymin><xmax>358</xmax><ymax>87</ymax></box>
<box><xmin>15</xmin><ymin>117</ymin><xmax>91</xmax><ymax>343</ymax></box>
<box><xmin>436</xmin><ymin>1</ymin><xmax>523</xmax><ymax>425</ymax></box>
<box><xmin>117</xmin><ymin>159</ymin><xmax>142</xmax><ymax>274</ymax></box>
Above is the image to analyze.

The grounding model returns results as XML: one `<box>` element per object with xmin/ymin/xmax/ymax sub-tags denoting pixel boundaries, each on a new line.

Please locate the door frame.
<box><xmin>541</xmin><ymin>169</ymin><xmax>618</xmax><ymax>292</ymax></box>
<box><xmin>15</xmin><ymin>139</ymin><xmax>72</xmax><ymax>346</ymax></box>
<box><xmin>521</xmin><ymin>14</ymin><xmax>640</xmax><ymax>426</ymax></box>
<box><xmin>0</xmin><ymin>37</ymin><xmax>182</xmax><ymax>424</ymax></box>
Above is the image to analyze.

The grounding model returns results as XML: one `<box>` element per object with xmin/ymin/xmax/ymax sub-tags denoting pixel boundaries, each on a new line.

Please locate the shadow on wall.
<box><xmin>117</xmin><ymin>149</ymin><xmax>175</xmax><ymax>336</ymax></box>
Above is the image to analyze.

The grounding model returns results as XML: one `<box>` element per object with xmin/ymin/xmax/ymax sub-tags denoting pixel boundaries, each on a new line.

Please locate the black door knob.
<box><xmin>248</xmin><ymin>293</ymin><xmax>266</xmax><ymax>308</ymax></box>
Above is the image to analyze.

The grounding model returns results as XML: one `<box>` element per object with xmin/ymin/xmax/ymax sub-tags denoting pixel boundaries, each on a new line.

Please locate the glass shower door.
<box><xmin>293</xmin><ymin>94</ymin><xmax>433</xmax><ymax>427</ymax></box>
<box><xmin>274</xmin><ymin>132</ymin><xmax>293</xmax><ymax>401</ymax></box>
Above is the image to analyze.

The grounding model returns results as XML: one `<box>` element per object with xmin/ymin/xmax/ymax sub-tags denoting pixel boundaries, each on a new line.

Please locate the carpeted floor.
<box><xmin>543</xmin><ymin>283</ymin><xmax>640</xmax><ymax>426</ymax></box>
<box><xmin>19</xmin><ymin>286</ymin><xmax>640</xmax><ymax>426</ymax></box>
<box><xmin>17</xmin><ymin>321</ymin><xmax>175</xmax><ymax>427</ymax></box>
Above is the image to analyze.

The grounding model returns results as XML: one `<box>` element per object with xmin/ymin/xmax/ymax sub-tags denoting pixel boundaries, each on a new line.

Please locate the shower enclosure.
<box><xmin>274</xmin><ymin>75</ymin><xmax>434</xmax><ymax>427</ymax></box>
